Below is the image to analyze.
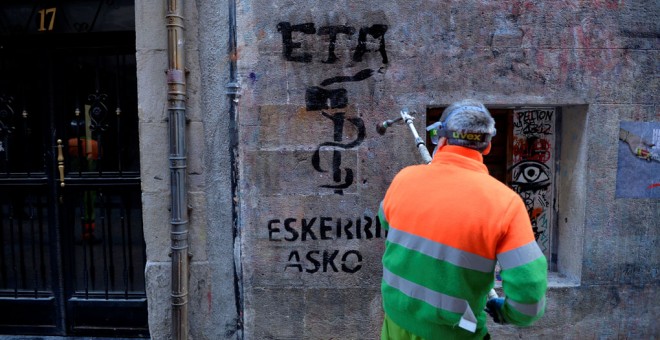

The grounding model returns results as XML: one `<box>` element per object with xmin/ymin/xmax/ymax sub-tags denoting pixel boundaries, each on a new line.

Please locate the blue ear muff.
<box><xmin>426</xmin><ymin>105</ymin><xmax>468</xmax><ymax>145</ymax></box>
<box><xmin>426</xmin><ymin>121</ymin><xmax>444</xmax><ymax>145</ymax></box>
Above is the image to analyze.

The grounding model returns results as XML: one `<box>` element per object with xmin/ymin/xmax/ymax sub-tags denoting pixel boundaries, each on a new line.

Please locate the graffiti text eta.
<box><xmin>277</xmin><ymin>22</ymin><xmax>388</xmax><ymax>64</ymax></box>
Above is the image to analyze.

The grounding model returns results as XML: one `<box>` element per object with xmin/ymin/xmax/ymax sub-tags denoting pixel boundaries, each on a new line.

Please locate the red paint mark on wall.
<box><xmin>530</xmin><ymin>208</ymin><xmax>544</xmax><ymax>220</ymax></box>
<box><xmin>648</xmin><ymin>183</ymin><xmax>660</xmax><ymax>190</ymax></box>
<box><xmin>513</xmin><ymin>136</ymin><xmax>552</xmax><ymax>163</ymax></box>
<box><xmin>510</xmin><ymin>1</ymin><xmax>535</xmax><ymax>17</ymax></box>
<box><xmin>591</xmin><ymin>0</ymin><xmax>624</xmax><ymax>10</ymax></box>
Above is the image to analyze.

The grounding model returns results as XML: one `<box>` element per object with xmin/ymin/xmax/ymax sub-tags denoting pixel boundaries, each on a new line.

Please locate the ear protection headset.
<box><xmin>426</xmin><ymin>105</ymin><xmax>495</xmax><ymax>145</ymax></box>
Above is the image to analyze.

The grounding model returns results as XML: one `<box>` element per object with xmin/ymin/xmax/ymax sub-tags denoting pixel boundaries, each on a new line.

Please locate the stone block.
<box><xmin>242</xmin><ymin>149</ymin><xmax>359</xmax><ymax>196</ymax></box>
<box><xmin>244</xmin><ymin>287</ymin><xmax>305</xmax><ymax>339</ymax></box>
<box><xmin>145</xmin><ymin>261</ymin><xmax>211</xmax><ymax>340</ymax></box>
<box><xmin>142</xmin><ymin>192</ymin><xmax>170</xmax><ymax>262</ymax></box>
<box><xmin>243</xmin><ymin>287</ymin><xmax>382</xmax><ymax>339</ymax></box>
<box><xmin>135</xmin><ymin>0</ymin><xmax>167</xmax><ymax>51</ymax></box>
<box><xmin>187</xmin><ymin>120</ymin><xmax>206</xmax><ymax>191</ymax></box>
<box><xmin>145</xmin><ymin>261</ymin><xmax>171</xmax><ymax>340</ymax></box>
<box><xmin>491</xmin><ymin>28</ymin><xmax>524</xmax><ymax>48</ymax></box>
<box><xmin>136</xmin><ymin>50</ymin><xmax>168</xmax><ymax>123</ymax></box>
<box><xmin>188</xmin><ymin>191</ymin><xmax>208</xmax><ymax>261</ymax></box>
<box><xmin>242</xmin><ymin>105</ymin><xmax>362</xmax><ymax>149</ymax></box>
<box><xmin>138</xmin><ymin>121</ymin><xmax>169</xmax><ymax>194</ymax></box>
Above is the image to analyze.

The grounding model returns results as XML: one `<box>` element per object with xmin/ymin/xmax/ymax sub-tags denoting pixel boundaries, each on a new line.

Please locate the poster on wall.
<box><xmin>616</xmin><ymin>121</ymin><xmax>660</xmax><ymax>198</ymax></box>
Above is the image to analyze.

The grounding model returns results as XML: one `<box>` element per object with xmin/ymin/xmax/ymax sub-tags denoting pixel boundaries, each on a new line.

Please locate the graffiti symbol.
<box><xmin>353</xmin><ymin>25</ymin><xmax>388</xmax><ymax>63</ymax></box>
<box><xmin>513</xmin><ymin>109</ymin><xmax>553</xmax><ymax>135</ymax></box>
<box><xmin>512</xmin><ymin>136</ymin><xmax>551</xmax><ymax>163</ymax></box>
<box><xmin>276</xmin><ymin>22</ymin><xmax>316</xmax><ymax>63</ymax></box>
<box><xmin>312</xmin><ymin>112</ymin><xmax>366</xmax><ymax>194</ymax></box>
<box><xmin>320</xmin><ymin>69</ymin><xmax>375</xmax><ymax>87</ymax></box>
<box><xmin>510</xmin><ymin>160</ymin><xmax>551</xmax><ymax>190</ymax></box>
<box><xmin>279</xmin><ymin>21</ymin><xmax>387</xmax><ymax>194</ymax></box>
<box><xmin>307</xmin><ymin>69</ymin><xmax>375</xmax><ymax>194</ymax></box>
<box><xmin>277</xmin><ymin>22</ymin><xmax>389</xmax><ymax>64</ymax></box>
<box><xmin>305</xmin><ymin>87</ymin><xmax>348</xmax><ymax>111</ymax></box>
<box><xmin>317</xmin><ymin>25</ymin><xmax>356</xmax><ymax>64</ymax></box>
<box><xmin>306</xmin><ymin>69</ymin><xmax>375</xmax><ymax>111</ymax></box>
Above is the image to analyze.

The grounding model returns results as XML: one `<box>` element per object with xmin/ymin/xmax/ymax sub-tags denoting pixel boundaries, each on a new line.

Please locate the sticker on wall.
<box><xmin>615</xmin><ymin>121</ymin><xmax>660</xmax><ymax>198</ymax></box>
<box><xmin>511</xmin><ymin>108</ymin><xmax>555</xmax><ymax>257</ymax></box>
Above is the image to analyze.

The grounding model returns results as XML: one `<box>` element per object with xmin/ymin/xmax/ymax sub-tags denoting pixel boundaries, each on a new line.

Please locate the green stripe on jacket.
<box><xmin>500</xmin><ymin>256</ymin><xmax>547</xmax><ymax>326</ymax></box>
<box><xmin>382</xmin><ymin>241</ymin><xmax>494</xmax><ymax>338</ymax></box>
<box><xmin>384</xmin><ymin>242</ymin><xmax>495</xmax><ymax>301</ymax></box>
<box><xmin>382</xmin><ymin>284</ymin><xmax>489</xmax><ymax>340</ymax></box>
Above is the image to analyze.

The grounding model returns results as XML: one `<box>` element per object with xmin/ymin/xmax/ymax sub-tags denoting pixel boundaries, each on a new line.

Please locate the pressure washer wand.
<box><xmin>376</xmin><ymin>108</ymin><xmax>432</xmax><ymax>164</ymax></box>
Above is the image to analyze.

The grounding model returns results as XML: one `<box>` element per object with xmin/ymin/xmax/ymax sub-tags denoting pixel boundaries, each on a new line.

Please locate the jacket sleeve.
<box><xmin>377</xmin><ymin>200</ymin><xmax>390</xmax><ymax>231</ymax></box>
<box><xmin>496</xmin><ymin>195</ymin><xmax>548</xmax><ymax>326</ymax></box>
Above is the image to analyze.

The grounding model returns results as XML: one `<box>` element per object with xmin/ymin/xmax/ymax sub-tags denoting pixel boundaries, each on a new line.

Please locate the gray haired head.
<box><xmin>439</xmin><ymin>99</ymin><xmax>496</xmax><ymax>152</ymax></box>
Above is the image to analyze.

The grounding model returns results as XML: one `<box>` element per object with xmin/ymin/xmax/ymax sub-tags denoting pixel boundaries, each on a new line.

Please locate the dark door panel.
<box><xmin>0</xmin><ymin>3</ymin><xmax>147</xmax><ymax>336</ymax></box>
<box><xmin>0</xmin><ymin>185</ymin><xmax>58</xmax><ymax>332</ymax></box>
<box><xmin>69</xmin><ymin>298</ymin><xmax>148</xmax><ymax>337</ymax></box>
<box><xmin>62</xmin><ymin>185</ymin><xmax>145</xmax><ymax>296</ymax></box>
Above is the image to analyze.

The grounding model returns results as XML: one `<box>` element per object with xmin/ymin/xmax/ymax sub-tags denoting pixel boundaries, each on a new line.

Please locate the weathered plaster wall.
<box><xmin>233</xmin><ymin>0</ymin><xmax>659</xmax><ymax>338</ymax></box>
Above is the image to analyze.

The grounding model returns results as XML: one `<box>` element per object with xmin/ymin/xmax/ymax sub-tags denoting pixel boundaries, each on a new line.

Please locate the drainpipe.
<box><xmin>166</xmin><ymin>0</ymin><xmax>189</xmax><ymax>339</ymax></box>
<box><xmin>227</xmin><ymin>0</ymin><xmax>243</xmax><ymax>336</ymax></box>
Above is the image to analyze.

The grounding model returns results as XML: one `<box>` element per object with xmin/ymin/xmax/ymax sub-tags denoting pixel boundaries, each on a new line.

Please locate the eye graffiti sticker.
<box><xmin>511</xmin><ymin>160</ymin><xmax>551</xmax><ymax>190</ymax></box>
<box><xmin>511</xmin><ymin>109</ymin><xmax>555</xmax><ymax>256</ymax></box>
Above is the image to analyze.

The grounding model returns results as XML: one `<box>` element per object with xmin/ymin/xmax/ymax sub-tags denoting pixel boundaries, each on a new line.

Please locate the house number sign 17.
<box><xmin>38</xmin><ymin>7</ymin><xmax>57</xmax><ymax>31</ymax></box>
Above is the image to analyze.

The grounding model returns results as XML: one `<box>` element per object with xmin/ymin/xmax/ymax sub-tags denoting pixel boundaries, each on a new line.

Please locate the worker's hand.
<box><xmin>485</xmin><ymin>297</ymin><xmax>507</xmax><ymax>324</ymax></box>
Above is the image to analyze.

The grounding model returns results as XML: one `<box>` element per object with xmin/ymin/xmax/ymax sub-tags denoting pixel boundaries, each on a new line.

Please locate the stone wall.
<box><xmin>233</xmin><ymin>1</ymin><xmax>658</xmax><ymax>338</ymax></box>
<box><xmin>136</xmin><ymin>0</ymin><xmax>658</xmax><ymax>338</ymax></box>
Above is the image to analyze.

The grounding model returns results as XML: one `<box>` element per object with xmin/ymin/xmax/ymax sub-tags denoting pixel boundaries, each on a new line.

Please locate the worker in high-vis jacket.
<box><xmin>378</xmin><ymin>99</ymin><xmax>547</xmax><ymax>339</ymax></box>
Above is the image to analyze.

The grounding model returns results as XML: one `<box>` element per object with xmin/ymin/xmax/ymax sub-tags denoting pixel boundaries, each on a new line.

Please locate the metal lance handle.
<box><xmin>399</xmin><ymin>109</ymin><xmax>432</xmax><ymax>164</ymax></box>
<box><xmin>376</xmin><ymin>109</ymin><xmax>432</xmax><ymax>163</ymax></box>
<box><xmin>57</xmin><ymin>139</ymin><xmax>65</xmax><ymax>187</ymax></box>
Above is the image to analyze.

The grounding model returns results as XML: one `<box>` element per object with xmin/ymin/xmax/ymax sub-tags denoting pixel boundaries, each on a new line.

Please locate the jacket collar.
<box><xmin>430</xmin><ymin>145</ymin><xmax>489</xmax><ymax>174</ymax></box>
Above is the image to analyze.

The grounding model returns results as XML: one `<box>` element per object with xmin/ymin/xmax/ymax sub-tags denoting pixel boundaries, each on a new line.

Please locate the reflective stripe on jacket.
<box><xmin>379</xmin><ymin>145</ymin><xmax>547</xmax><ymax>340</ymax></box>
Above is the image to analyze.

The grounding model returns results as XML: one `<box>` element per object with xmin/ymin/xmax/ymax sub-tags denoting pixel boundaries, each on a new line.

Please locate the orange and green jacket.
<box><xmin>379</xmin><ymin>145</ymin><xmax>547</xmax><ymax>340</ymax></box>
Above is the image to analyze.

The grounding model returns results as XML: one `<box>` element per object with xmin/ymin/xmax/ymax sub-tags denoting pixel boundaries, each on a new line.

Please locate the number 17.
<box><xmin>38</xmin><ymin>7</ymin><xmax>57</xmax><ymax>32</ymax></box>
